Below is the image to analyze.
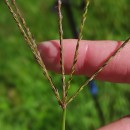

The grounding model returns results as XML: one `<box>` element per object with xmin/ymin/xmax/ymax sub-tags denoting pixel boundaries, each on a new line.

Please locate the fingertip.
<box><xmin>38</xmin><ymin>40</ymin><xmax>88</xmax><ymax>74</ymax></box>
<box><xmin>38</xmin><ymin>41</ymin><xmax>60</xmax><ymax>71</ymax></box>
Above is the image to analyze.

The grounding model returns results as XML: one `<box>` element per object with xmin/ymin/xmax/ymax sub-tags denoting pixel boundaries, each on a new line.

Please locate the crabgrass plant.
<box><xmin>4</xmin><ymin>0</ymin><xmax>130</xmax><ymax>130</ymax></box>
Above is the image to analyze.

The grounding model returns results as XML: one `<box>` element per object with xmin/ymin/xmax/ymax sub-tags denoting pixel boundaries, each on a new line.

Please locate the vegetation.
<box><xmin>0</xmin><ymin>0</ymin><xmax>130</xmax><ymax>130</ymax></box>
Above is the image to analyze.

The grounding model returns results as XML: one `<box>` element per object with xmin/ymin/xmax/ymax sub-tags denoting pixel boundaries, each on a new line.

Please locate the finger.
<box><xmin>98</xmin><ymin>116</ymin><xmax>130</xmax><ymax>130</ymax></box>
<box><xmin>38</xmin><ymin>39</ymin><xmax>130</xmax><ymax>83</ymax></box>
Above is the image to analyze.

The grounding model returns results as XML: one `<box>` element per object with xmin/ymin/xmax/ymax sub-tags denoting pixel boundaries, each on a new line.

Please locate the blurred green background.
<box><xmin>0</xmin><ymin>0</ymin><xmax>130</xmax><ymax>130</ymax></box>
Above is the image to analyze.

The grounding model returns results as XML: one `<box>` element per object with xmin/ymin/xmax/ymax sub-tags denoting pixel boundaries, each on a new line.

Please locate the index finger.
<box><xmin>38</xmin><ymin>39</ymin><xmax>130</xmax><ymax>83</ymax></box>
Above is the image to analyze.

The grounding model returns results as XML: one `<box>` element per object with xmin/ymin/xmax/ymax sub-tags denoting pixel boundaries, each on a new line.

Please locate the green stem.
<box><xmin>62</xmin><ymin>108</ymin><xmax>66</xmax><ymax>130</ymax></box>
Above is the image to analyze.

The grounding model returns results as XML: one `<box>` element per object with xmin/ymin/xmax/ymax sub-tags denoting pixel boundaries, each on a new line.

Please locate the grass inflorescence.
<box><xmin>3</xmin><ymin>0</ymin><xmax>130</xmax><ymax>130</ymax></box>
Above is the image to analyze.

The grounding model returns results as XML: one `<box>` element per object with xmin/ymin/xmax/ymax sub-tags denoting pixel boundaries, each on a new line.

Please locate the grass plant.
<box><xmin>3</xmin><ymin>0</ymin><xmax>130</xmax><ymax>129</ymax></box>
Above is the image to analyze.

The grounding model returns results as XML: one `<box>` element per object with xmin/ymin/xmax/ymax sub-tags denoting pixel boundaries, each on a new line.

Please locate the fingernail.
<box><xmin>38</xmin><ymin>41</ymin><xmax>59</xmax><ymax>66</ymax></box>
<box><xmin>38</xmin><ymin>41</ymin><xmax>58</xmax><ymax>56</ymax></box>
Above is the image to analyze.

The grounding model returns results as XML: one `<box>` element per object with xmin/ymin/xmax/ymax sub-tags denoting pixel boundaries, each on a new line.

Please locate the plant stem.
<box><xmin>62</xmin><ymin>108</ymin><xmax>66</xmax><ymax>130</ymax></box>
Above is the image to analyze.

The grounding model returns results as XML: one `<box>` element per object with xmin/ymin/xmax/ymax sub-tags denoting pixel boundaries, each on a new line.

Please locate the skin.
<box><xmin>38</xmin><ymin>39</ymin><xmax>130</xmax><ymax>130</ymax></box>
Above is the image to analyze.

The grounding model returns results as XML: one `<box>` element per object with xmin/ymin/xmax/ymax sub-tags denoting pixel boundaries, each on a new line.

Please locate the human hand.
<box><xmin>38</xmin><ymin>39</ymin><xmax>130</xmax><ymax>130</ymax></box>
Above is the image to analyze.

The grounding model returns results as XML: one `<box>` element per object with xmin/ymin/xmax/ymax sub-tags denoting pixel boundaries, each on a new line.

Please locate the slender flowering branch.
<box><xmin>4</xmin><ymin>0</ymin><xmax>62</xmax><ymax>106</ymax></box>
<box><xmin>57</xmin><ymin>2</ymin><xmax>67</xmax><ymax>129</ymax></box>
<box><xmin>67</xmin><ymin>37</ymin><xmax>130</xmax><ymax>104</ymax></box>
<box><xmin>58</xmin><ymin>0</ymin><xmax>66</xmax><ymax>108</ymax></box>
<box><xmin>66</xmin><ymin>1</ymin><xmax>90</xmax><ymax>94</ymax></box>
<box><xmin>11</xmin><ymin>0</ymin><xmax>35</xmax><ymax>45</ymax></box>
